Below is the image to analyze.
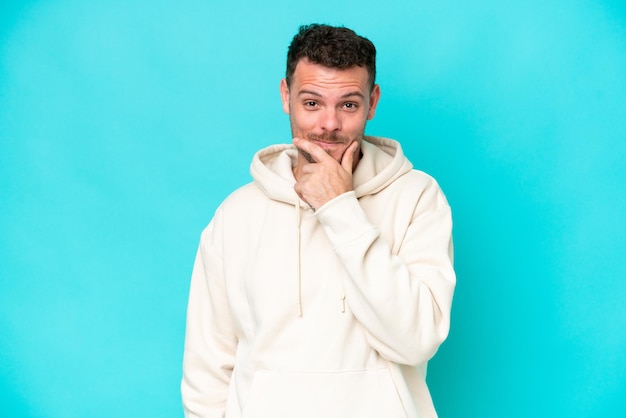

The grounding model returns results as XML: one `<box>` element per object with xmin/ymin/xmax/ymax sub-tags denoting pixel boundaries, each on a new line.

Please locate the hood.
<box><xmin>250</xmin><ymin>136</ymin><xmax>414</xmax><ymax>204</ymax></box>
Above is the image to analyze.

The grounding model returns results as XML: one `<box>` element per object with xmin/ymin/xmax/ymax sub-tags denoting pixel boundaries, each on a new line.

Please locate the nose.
<box><xmin>319</xmin><ymin>108</ymin><xmax>341</xmax><ymax>132</ymax></box>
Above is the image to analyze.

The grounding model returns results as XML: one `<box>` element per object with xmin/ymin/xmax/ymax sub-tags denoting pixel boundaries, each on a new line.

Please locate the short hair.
<box><xmin>286</xmin><ymin>24</ymin><xmax>377</xmax><ymax>90</ymax></box>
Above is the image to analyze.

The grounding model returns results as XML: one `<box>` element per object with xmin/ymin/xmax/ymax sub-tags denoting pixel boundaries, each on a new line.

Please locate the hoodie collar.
<box><xmin>250</xmin><ymin>136</ymin><xmax>413</xmax><ymax>205</ymax></box>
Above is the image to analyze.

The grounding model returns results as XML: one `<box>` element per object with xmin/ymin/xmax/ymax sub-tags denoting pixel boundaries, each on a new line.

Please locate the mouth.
<box><xmin>312</xmin><ymin>140</ymin><xmax>344</xmax><ymax>157</ymax></box>
<box><xmin>312</xmin><ymin>138</ymin><xmax>341</xmax><ymax>145</ymax></box>
<box><xmin>296</xmin><ymin>133</ymin><xmax>356</xmax><ymax>163</ymax></box>
<box><xmin>313</xmin><ymin>138</ymin><xmax>341</xmax><ymax>147</ymax></box>
<box><xmin>307</xmin><ymin>133</ymin><xmax>348</xmax><ymax>145</ymax></box>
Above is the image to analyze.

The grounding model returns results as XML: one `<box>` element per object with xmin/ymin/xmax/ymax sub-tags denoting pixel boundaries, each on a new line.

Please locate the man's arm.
<box><xmin>182</xmin><ymin>208</ymin><xmax>237</xmax><ymax>417</ymax></box>
<box><xmin>315</xmin><ymin>185</ymin><xmax>455</xmax><ymax>366</ymax></box>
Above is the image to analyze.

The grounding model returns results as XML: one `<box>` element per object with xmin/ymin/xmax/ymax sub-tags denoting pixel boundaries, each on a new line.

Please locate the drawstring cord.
<box><xmin>294</xmin><ymin>195</ymin><xmax>346</xmax><ymax>316</ymax></box>
<box><xmin>295</xmin><ymin>197</ymin><xmax>303</xmax><ymax>317</ymax></box>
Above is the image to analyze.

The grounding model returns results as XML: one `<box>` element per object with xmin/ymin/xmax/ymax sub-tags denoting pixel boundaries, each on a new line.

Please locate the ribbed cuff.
<box><xmin>315</xmin><ymin>191</ymin><xmax>378</xmax><ymax>248</ymax></box>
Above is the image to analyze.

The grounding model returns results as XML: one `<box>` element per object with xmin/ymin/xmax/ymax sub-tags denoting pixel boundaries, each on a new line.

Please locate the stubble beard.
<box><xmin>299</xmin><ymin>149</ymin><xmax>316</xmax><ymax>163</ymax></box>
<box><xmin>290</xmin><ymin>121</ymin><xmax>365</xmax><ymax>164</ymax></box>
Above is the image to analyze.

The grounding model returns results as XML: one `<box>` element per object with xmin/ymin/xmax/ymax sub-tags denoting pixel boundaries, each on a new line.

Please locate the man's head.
<box><xmin>281</xmin><ymin>24</ymin><xmax>381</xmax><ymax>170</ymax></box>
<box><xmin>285</xmin><ymin>24</ymin><xmax>377</xmax><ymax>91</ymax></box>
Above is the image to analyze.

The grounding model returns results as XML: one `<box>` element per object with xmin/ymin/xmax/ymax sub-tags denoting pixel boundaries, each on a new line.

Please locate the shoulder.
<box><xmin>398</xmin><ymin>168</ymin><xmax>445</xmax><ymax>193</ymax></box>
<box><xmin>223</xmin><ymin>182</ymin><xmax>262</xmax><ymax>201</ymax></box>
<box><xmin>401</xmin><ymin>169</ymin><xmax>438</xmax><ymax>187</ymax></box>
<box><xmin>201</xmin><ymin>182</ymin><xmax>267</xmax><ymax>238</ymax></box>
<box><xmin>392</xmin><ymin>169</ymin><xmax>451</xmax><ymax>211</ymax></box>
<box><xmin>218</xmin><ymin>182</ymin><xmax>266</xmax><ymax>213</ymax></box>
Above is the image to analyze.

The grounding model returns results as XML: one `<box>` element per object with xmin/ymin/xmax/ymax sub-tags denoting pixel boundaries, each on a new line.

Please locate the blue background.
<box><xmin>1</xmin><ymin>1</ymin><xmax>625</xmax><ymax>417</ymax></box>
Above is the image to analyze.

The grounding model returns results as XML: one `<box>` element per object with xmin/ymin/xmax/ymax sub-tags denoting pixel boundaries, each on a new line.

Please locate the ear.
<box><xmin>279</xmin><ymin>78</ymin><xmax>290</xmax><ymax>114</ymax></box>
<box><xmin>367</xmin><ymin>84</ymin><xmax>381</xmax><ymax>120</ymax></box>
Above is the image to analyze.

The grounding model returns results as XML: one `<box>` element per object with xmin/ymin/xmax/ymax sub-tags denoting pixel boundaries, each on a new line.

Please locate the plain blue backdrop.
<box><xmin>1</xmin><ymin>1</ymin><xmax>625</xmax><ymax>417</ymax></box>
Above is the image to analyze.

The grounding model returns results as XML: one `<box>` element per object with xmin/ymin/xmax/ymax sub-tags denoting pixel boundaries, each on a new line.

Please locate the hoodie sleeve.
<box><xmin>314</xmin><ymin>175</ymin><xmax>455</xmax><ymax>366</ymax></box>
<box><xmin>181</xmin><ymin>207</ymin><xmax>237</xmax><ymax>417</ymax></box>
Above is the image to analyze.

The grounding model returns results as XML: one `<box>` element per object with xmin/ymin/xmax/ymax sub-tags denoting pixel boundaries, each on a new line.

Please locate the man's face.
<box><xmin>280</xmin><ymin>59</ymin><xmax>380</xmax><ymax>167</ymax></box>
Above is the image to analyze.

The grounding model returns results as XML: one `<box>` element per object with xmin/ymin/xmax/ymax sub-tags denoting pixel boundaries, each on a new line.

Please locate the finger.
<box><xmin>341</xmin><ymin>141</ymin><xmax>359</xmax><ymax>174</ymax></box>
<box><xmin>292</xmin><ymin>137</ymin><xmax>316</xmax><ymax>163</ymax></box>
<box><xmin>293</xmin><ymin>137</ymin><xmax>334</xmax><ymax>164</ymax></box>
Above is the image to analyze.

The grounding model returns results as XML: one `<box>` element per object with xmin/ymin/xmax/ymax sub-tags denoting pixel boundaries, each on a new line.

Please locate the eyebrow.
<box><xmin>297</xmin><ymin>89</ymin><xmax>365</xmax><ymax>100</ymax></box>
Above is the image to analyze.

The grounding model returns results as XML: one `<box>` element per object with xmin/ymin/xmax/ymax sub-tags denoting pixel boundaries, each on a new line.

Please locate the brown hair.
<box><xmin>286</xmin><ymin>24</ymin><xmax>377</xmax><ymax>90</ymax></box>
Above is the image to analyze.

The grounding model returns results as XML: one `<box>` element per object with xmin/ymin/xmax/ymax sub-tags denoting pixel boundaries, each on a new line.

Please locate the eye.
<box><xmin>303</xmin><ymin>101</ymin><xmax>318</xmax><ymax>108</ymax></box>
<box><xmin>343</xmin><ymin>102</ymin><xmax>359</xmax><ymax>111</ymax></box>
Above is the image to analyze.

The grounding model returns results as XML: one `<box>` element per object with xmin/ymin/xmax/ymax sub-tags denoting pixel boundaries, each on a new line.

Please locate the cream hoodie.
<box><xmin>182</xmin><ymin>137</ymin><xmax>455</xmax><ymax>418</ymax></box>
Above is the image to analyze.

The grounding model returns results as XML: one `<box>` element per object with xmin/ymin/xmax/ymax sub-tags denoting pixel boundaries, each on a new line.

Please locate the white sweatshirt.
<box><xmin>182</xmin><ymin>136</ymin><xmax>455</xmax><ymax>418</ymax></box>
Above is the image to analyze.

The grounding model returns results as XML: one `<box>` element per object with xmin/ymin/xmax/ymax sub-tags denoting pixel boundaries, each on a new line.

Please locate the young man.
<box><xmin>182</xmin><ymin>24</ymin><xmax>455</xmax><ymax>418</ymax></box>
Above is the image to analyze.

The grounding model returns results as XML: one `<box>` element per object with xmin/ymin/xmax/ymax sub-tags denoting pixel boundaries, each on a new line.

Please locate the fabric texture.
<box><xmin>182</xmin><ymin>136</ymin><xmax>456</xmax><ymax>418</ymax></box>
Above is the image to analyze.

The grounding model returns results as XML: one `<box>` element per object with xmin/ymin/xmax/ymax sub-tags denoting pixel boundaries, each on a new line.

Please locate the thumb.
<box><xmin>341</xmin><ymin>141</ymin><xmax>359</xmax><ymax>174</ymax></box>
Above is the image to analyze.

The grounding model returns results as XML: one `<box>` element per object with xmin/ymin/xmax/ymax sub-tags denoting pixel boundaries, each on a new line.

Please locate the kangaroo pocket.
<box><xmin>242</xmin><ymin>368</ymin><xmax>407</xmax><ymax>418</ymax></box>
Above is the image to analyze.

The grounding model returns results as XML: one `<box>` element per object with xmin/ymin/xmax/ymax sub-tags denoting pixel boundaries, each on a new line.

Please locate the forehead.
<box><xmin>290</xmin><ymin>59</ymin><xmax>370</xmax><ymax>92</ymax></box>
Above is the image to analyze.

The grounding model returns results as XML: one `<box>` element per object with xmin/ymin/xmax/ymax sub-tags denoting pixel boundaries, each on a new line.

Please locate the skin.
<box><xmin>280</xmin><ymin>59</ymin><xmax>381</xmax><ymax>210</ymax></box>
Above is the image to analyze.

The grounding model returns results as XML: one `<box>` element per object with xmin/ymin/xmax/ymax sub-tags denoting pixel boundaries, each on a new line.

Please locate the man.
<box><xmin>182</xmin><ymin>24</ymin><xmax>455</xmax><ymax>418</ymax></box>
